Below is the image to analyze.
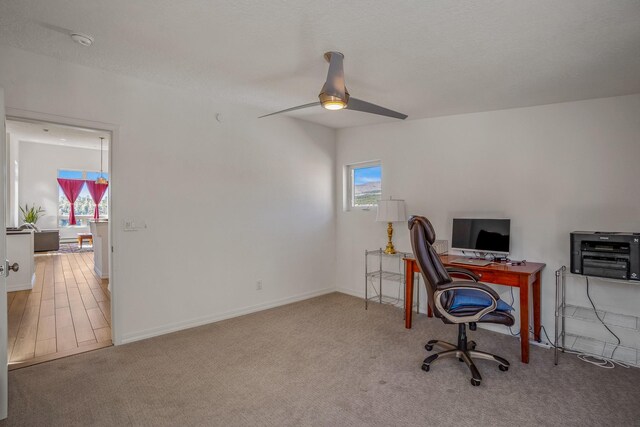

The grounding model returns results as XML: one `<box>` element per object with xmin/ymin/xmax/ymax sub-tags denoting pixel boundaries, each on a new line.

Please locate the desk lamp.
<box><xmin>376</xmin><ymin>197</ymin><xmax>406</xmax><ymax>254</ymax></box>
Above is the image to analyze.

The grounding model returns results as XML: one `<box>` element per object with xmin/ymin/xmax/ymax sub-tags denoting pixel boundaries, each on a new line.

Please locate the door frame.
<box><xmin>1</xmin><ymin>88</ymin><xmax>8</xmax><ymax>419</ymax></box>
<box><xmin>5</xmin><ymin>107</ymin><xmax>121</xmax><ymax>345</ymax></box>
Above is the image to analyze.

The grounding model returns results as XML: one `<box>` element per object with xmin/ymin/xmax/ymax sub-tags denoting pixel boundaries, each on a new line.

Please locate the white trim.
<box><xmin>336</xmin><ymin>286</ymin><xmax>365</xmax><ymax>299</ymax></box>
<box><xmin>337</xmin><ymin>286</ymin><xmax>408</xmax><ymax>309</ymax></box>
<box><xmin>93</xmin><ymin>264</ymin><xmax>107</xmax><ymax>280</ymax></box>
<box><xmin>1</xmin><ymin>86</ymin><xmax>8</xmax><ymax>420</ymax></box>
<box><xmin>120</xmin><ymin>287</ymin><xmax>336</xmax><ymax>344</ymax></box>
<box><xmin>6</xmin><ymin>273</ymin><xmax>36</xmax><ymax>292</ymax></box>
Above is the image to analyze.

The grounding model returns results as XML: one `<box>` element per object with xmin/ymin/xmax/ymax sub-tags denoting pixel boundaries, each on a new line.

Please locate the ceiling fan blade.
<box><xmin>346</xmin><ymin>98</ymin><xmax>408</xmax><ymax>120</ymax></box>
<box><xmin>258</xmin><ymin>102</ymin><xmax>321</xmax><ymax>118</ymax></box>
<box><xmin>320</xmin><ymin>52</ymin><xmax>346</xmax><ymax>99</ymax></box>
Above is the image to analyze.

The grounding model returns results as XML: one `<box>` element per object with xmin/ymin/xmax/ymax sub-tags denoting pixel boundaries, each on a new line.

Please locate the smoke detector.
<box><xmin>70</xmin><ymin>33</ymin><xmax>94</xmax><ymax>47</ymax></box>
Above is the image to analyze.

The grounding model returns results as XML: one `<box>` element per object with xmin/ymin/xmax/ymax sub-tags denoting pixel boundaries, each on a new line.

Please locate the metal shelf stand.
<box><xmin>555</xmin><ymin>266</ymin><xmax>640</xmax><ymax>367</ymax></box>
<box><xmin>365</xmin><ymin>248</ymin><xmax>418</xmax><ymax>311</ymax></box>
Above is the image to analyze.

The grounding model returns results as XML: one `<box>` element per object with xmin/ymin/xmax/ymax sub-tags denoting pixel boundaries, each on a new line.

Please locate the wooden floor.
<box><xmin>7</xmin><ymin>251</ymin><xmax>111</xmax><ymax>368</ymax></box>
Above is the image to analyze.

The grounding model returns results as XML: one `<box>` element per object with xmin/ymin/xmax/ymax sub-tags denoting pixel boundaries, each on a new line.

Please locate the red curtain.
<box><xmin>85</xmin><ymin>180</ymin><xmax>109</xmax><ymax>220</ymax></box>
<box><xmin>57</xmin><ymin>178</ymin><xmax>85</xmax><ymax>225</ymax></box>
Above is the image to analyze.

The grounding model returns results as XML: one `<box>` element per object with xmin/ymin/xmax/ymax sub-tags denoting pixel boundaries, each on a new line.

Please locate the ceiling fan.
<box><xmin>259</xmin><ymin>52</ymin><xmax>408</xmax><ymax>120</ymax></box>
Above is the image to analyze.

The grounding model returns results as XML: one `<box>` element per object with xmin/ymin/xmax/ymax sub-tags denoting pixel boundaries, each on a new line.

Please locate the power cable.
<box><xmin>585</xmin><ymin>276</ymin><xmax>621</xmax><ymax>360</ymax></box>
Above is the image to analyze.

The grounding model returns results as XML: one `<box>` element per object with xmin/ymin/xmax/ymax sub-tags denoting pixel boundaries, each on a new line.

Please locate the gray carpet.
<box><xmin>2</xmin><ymin>292</ymin><xmax>639</xmax><ymax>426</ymax></box>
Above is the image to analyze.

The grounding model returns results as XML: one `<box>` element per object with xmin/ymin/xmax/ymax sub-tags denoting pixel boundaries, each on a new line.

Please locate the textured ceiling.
<box><xmin>7</xmin><ymin>119</ymin><xmax>110</xmax><ymax>150</ymax></box>
<box><xmin>0</xmin><ymin>0</ymin><xmax>639</xmax><ymax>128</ymax></box>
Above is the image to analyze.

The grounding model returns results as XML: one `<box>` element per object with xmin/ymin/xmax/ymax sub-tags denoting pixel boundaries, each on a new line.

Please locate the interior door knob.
<box><xmin>8</xmin><ymin>262</ymin><xmax>19</xmax><ymax>272</ymax></box>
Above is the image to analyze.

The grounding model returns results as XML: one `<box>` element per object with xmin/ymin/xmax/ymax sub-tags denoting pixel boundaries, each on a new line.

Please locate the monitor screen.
<box><xmin>451</xmin><ymin>218</ymin><xmax>511</xmax><ymax>254</ymax></box>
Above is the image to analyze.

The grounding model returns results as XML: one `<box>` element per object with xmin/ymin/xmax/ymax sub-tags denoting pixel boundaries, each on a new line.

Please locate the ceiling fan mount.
<box><xmin>323</xmin><ymin>51</ymin><xmax>339</xmax><ymax>62</ymax></box>
<box><xmin>260</xmin><ymin>51</ymin><xmax>407</xmax><ymax>120</ymax></box>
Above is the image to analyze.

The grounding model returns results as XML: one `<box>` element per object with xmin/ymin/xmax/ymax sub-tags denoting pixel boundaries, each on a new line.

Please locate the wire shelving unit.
<box><xmin>554</xmin><ymin>266</ymin><xmax>640</xmax><ymax>367</ymax></box>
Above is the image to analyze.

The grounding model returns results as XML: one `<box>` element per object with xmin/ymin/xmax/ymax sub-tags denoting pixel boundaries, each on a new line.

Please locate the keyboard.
<box><xmin>450</xmin><ymin>258</ymin><xmax>493</xmax><ymax>267</ymax></box>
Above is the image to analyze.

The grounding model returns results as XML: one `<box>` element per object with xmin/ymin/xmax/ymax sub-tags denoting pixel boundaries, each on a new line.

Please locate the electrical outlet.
<box><xmin>256</xmin><ymin>280</ymin><xmax>263</xmax><ymax>290</ymax></box>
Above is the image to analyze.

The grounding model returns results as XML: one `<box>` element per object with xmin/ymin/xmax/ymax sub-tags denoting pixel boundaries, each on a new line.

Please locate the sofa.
<box><xmin>34</xmin><ymin>229</ymin><xmax>60</xmax><ymax>252</ymax></box>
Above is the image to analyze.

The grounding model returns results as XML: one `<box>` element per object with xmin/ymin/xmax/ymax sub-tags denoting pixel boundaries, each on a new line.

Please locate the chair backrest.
<box><xmin>408</xmin><ymin>216</ymin><xmax>452</xmax><ymax>317</ymax></box>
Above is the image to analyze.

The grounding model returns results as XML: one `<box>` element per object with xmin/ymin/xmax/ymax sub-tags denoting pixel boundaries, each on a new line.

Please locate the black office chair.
<box><xmin>408</xmin><ymin>216</ymin><xmax>515</xmax><ymax>386</ymax></box>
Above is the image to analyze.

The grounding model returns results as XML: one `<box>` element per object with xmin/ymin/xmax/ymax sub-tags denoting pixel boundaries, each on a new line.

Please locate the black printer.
<box><xmin>570</xmin><ymin>232</ymin><xmax>640</xmax><ymax>281</ymax></box>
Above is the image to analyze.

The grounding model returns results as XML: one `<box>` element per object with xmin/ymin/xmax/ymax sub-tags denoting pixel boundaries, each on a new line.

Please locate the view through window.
<box><xmin>351</xmin><ymin>163</ymin><xmax>382</xmax><ymax>207</ymax></box>
<box><xmin>58</xmin><ymin>169</ymin><xmax>109</xmax><ymax>227</ymax></box>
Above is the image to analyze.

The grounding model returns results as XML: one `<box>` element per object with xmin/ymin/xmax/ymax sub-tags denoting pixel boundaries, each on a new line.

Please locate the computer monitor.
<box><xmin>451</xmin><ymin>218</ymin><xmax>511</xmax><ymax>255</ymax></box>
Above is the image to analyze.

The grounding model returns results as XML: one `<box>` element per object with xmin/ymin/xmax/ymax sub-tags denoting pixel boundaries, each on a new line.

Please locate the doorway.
<box><xmin>5</xmin><ymin>117</ymin><xmax>113</xmax><ymax>369</ymax></box>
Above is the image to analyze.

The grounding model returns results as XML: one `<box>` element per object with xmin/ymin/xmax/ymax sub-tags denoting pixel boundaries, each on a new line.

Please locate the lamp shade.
<box><xmin>376</xmin><ymin>198</ymin><xmax>406</xmax><ymax>223</ymax></box>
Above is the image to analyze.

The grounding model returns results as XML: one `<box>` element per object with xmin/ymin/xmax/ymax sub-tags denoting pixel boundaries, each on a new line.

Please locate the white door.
<box><xmin>0</xmin><ymin>87</ymin><xmax>8</xmax><ymax>419</ymax></box>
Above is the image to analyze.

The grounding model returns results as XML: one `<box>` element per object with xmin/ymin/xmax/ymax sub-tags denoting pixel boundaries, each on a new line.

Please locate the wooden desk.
<box><xmin>404</xmin><ymin>255</ymin><xmax>545</xmax><ymax>364</ymax></box>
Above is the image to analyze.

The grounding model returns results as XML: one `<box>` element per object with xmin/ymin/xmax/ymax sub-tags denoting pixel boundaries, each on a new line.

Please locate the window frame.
<box><xmin>345</xmin><ymin>160</ymin><xmax>382</xmax><ymax>211</ymax></box>
<box><xmin>57</xmin><ymin>168</ymin><xmax>109</xmax><ymax>227</ymax></box>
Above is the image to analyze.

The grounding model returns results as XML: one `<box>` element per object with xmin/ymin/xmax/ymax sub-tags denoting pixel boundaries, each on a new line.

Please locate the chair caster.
<box><xmin>468</xmin><ymin>341</ymin><xmax>476</xmax><ymax>350</ymax></box>
<box><xmin>425</xmin><ymin>340</ymin><xmax>439</xmax><ymax>351</ymax></box>
<box><xmin>470</xmin><ymin>378</ymin><xmax>481</xmax><ymax>386</ymax></box>
<box><xmin>421</xmin><ymin>364</ymin><xmax>430</xmax><ymax>372</ymax></box>
<box><xmin>499</xmin><ymin>364</ymin><xmax>509</xmax><ymax>372</ymax></box>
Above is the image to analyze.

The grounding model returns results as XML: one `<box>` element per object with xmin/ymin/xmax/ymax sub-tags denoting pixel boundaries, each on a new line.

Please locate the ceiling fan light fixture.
<box><xmin>319</xmin><ymin>93</ymin><xmax>348</xmax><ymax>110</ymax></box>
<box><xmin>323</xmin><ymin>101</ymin><xmax>346</xmax><ymax>110</ymax></box>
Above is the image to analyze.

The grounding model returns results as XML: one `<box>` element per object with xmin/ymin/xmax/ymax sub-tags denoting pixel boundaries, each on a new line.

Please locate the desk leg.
<box><xmin>405</xmin><ymin>261</ymin><xmax>414</xmax><ymax>329</ymax></box>
<box><xmin>519</xmin><ymin>276</ymin><xmax>530</xmax><ymax>364</ymax></box>
<box><xmin>533</xmin><ymin>271</ymin><xmax>541</xmax><ymax>342</ymax></box>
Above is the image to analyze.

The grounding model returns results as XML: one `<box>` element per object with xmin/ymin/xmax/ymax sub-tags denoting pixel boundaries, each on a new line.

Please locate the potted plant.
<box><xmin>19</xmin><ymin>204</ymin><xmax>45</xmax><ymax>230</ymax></box>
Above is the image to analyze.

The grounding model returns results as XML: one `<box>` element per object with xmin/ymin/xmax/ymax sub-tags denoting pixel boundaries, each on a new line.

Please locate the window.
<box><xmin>58</xmin><ymin>169</ymin><xmax>109</xmax><ymax>227</ymax></box>
<box><xmin>347</xmin><ymin>161</ymin><xmax>382</xmax><ymax>209</ymax></box>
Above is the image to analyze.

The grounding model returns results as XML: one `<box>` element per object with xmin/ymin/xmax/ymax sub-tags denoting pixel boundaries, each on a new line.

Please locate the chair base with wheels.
<box><xmin>421</xmin><ymin>323</ymin><xmax>509</xmax><ymax>386</ymax></box>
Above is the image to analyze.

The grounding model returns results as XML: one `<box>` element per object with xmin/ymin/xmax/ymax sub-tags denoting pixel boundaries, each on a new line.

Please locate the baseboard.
<box><xmin>120</xmin><ymin>286</ymin><xmax>336</xmax><ymax>345</ymax></box>
<box><xmin>93</xmin><ymin>265</ymin><xmax>108</xmax><ymax>280</ymax></box>
<box><xmin>336</xmin><ymin>287</ymin><xmax>364</xmax><ymax>299</ymax></box>
<box><xmin>7</xmin><ymin>273</ymin><xmax>36</xmax><ymax>292</ymax></box>
<box><xmin>6</xmin><ymin>283</ymin><xmax>33</xmax><ymax>292</ymax></box>
<box><xmin>336</xmin><ymin>287</ymin><xmax>406</xmax><ymax>308</ymax></box>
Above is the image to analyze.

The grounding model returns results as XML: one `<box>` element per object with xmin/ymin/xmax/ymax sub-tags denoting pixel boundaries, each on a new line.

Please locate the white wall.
<box><xmin>17</xmin><ymin>141</ymin><xmax>106</xmax><ymax>238</ymax></box>
<box><xmin>336</xmin><ymin>94</ymin><xmax>640</xmax><ymax>347</ymax></box>
<box><xmin>0</xmin><ymin>45</ymin><xmax>336</xmax><ymax>344</ymax></box>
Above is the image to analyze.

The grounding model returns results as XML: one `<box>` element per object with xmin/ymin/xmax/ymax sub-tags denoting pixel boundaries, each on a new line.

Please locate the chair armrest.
<box><xmin>445</xmin><ymin>267</ymin><xmax>480</xmax><ymax>282</ymax></box>
<box><xmin>433</xmin><ymin>281</ymin><xmax>500</xmax><ymax>324</ymax></box>
<box><xmin>438</xmin><ymin>280</ymin><xmax>500</xmax><ymax>300</ymax></box>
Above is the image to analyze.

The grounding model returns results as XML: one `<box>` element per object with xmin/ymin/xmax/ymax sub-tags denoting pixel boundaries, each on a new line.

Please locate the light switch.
<box><xmin>123</xmin><ymin>219</ymin><xmax>136</xmax><ymax>231</ymax></box>
<box><xmin>123</xmin><ymin>218</ymin><xmax>147</xmax><ymax>231</ymax></box>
